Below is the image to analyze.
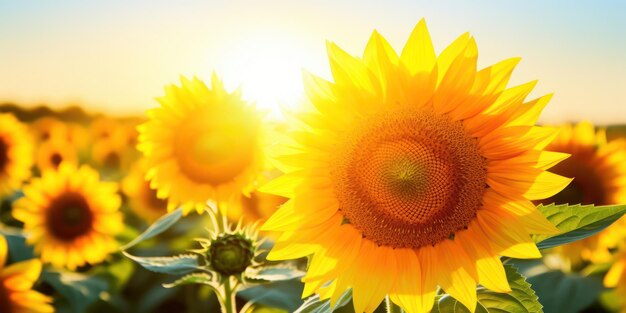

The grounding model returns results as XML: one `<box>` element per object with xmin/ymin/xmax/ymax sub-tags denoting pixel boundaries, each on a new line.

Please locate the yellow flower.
<box><xmin>0</xmin><ymin>235</ymin><xmax>54</xmax><ymax>313</ymax></box>
<box><xmin>0</xmin><ymin>113</ymin><xmax>34</xmax><ymax>197</ymax></box>
<box><xmin>122</xmin><ymin>160</ymin><xmax>168</xmax><ymax>222</ymax></box>
<box><xmin>31</xmin><ymin>117</ymin><xmax>67</xmax><ymax>143</ymax></box>
<box><xmin>539</xmin><ymin>122</ymin><xmax>626</xmax><ymax>265</ymax></box>
<box><xmin>13</xmin><ymin>163</ymin><xmax>123</xmax><ymax>270</ymax></box>
<box><xmin>137</xmin><ymin>74</ymin><xmax>266</xmax><ymax>215</ymax></box>
<box><xmin>226</xmin><ymin>191</ymin><xmax>287</xmax><ymax>225</ymax></box>
<box><xmin>91</xmin><ymin>136</ymin><xmax>133</xmax><ymax>171</ymax></box>
<box><xmin>260</xmin><ymin>20</ymin><xmax>569</xmax><ymax>313</ymax></box>
<box><xmin>35</xmin><ymin>137</ymin><xmax>78</xmax><ymax>172</ymax></box>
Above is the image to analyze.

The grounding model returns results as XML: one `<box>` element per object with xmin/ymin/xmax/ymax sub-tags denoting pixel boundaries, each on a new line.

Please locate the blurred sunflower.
<box><xmin>89</xmin><ymin>117</ymin><xmax>120</xmax><ymax>141</ymax></box>
<box><xmin>31</xmin><ymin>117</ymin><xmax>67</xmax><ymax>143</ymax></box>
<box><xmin>539</xmin><ymin>122</ymin><xmax>626</xmax><ymax>265</ymax></box>
<box><xmin>122</xmin><ymin>160</ymin><xmax>168</xmax><ymax>222</ymax></box>
<box><xmin>137</xmin><ymin>74</ymin><xmax>266</xmax><ymax>215</ymax></box>
<box><xmin>13</xmin><ymin>163</ymin><xmax>123</xmax><ymax>270</ymax></box>
<box><xmin>261</xmin><ymin>20</ymin><xmax>569</xmax><ymax>313</ymax></box>
<box><xmin>605</xmin><ymin>248</ymin><xmax>626</xmax><ymax>312</ymax></box>
<box><xmin>226</xmin><ymin>191</ymin><xmax>287</xmax><ymax>225</ymax></box>
<box><xmin>0</xmin><ymin>113</ymin><xmax>34</xmax><ymax>197</ymax></box>
<box><xmin>0</xmin><ymin>235</ymin><xmax>54</xmax><ymax>313</ymax></box>
<box><xmin>91</xmin><ymin>129</ymin><xmax>134</xmax><ymax>172</ymax></box>
<box><xmin>36</xmin><ymin>138</ymin><xmax>78</xmax><ymax>172</ymax></box>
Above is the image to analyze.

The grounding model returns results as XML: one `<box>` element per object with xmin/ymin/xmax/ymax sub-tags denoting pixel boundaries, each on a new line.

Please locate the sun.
<box><xmin>216</xmin><ymin>30</ymin><xmax>322</xmax><ymax>119</ymax></box>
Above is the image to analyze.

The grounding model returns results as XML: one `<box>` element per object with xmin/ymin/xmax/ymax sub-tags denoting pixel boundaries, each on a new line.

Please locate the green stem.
<box><xmin>221</xmin><ymin>277</ymin><xmax>237</xmax><ymax>313</ymax></box>
<box><xmin>386</xmin><ymin>296</ymin><xmax>404</xmax><ymax>313</ymax></box>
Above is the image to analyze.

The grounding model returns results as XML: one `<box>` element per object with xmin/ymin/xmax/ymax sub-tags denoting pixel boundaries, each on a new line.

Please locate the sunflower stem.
<box><xmin>385</xmin><ymin>296</ymin><xmax>404</xmax><ymax>313</ymax></box>
<box><xmin>221</xmin><ymin>277</ymin><xmax>237</xmax><ymax>313</ymax></box>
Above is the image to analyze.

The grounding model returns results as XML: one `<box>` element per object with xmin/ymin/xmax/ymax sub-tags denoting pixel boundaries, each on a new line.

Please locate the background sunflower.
<box><xmin>13</xmin><ymin>163</ymin><xmax>123</xmax><ymax>270</ymax></box>
<box><xmin>137</xmin><ymin>75</ymin><xmax>267</xmax><ymax>215</ymax></box>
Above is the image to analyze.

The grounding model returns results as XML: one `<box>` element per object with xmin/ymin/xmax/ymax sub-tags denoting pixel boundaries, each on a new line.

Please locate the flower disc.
<box><xmin>334</xmin><ymin>107</ymin><xmax>486</xmax><ymax>248</ymax></box>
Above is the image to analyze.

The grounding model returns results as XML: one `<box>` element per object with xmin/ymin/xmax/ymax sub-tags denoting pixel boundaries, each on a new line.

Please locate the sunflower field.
<box><xmin>1</xmin><ymin>9</ymin><xmax>626</xmax><ymax>313</ymax></box>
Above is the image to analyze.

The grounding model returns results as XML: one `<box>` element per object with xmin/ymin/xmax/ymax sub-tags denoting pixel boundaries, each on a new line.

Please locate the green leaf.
<box><xmin>431</xmin><ymin>264</ymin><xmax>543</xmax><ymax>313</ymax></box>
<box><xmin>535</xmin><ymin>203</ymin><xmax>626</xmax><ymax>250</ymax></box>
<box><xmin>162</xmin><ymin>272</ymin><xmax>216</xmax><ymax>288</ymax></box>
<box><xmin>120</xmin><ymin>207</ymin><xmax>183</xmax><ymax>250</ymax></box>
<box><xmin>294</xmin><ymin>290</ymin><xmax>353</xmax><ymax>313</ymax></box>
<box><xmin>123</xmin><ymin>252</ymin><xmax>200</xmax><ymax>275</ymax></box>
<box><xmin>526</xmin><ymin>270</ymin><xmax>604</xmax><ymax>313</ymax></box>
<box><xmin>239</xmin><ymin>278</ymin><xmax>306</xmax><ymax>312</ymax></box>
<box><xmin>41</xmin><ymin>270</ymin><xmax>109</xmax><ymax>313</ymax></box>
<box><xmin>246</xmin><ymin>265</ymin><xmax>305</xmax><ymax>283</ymax></box>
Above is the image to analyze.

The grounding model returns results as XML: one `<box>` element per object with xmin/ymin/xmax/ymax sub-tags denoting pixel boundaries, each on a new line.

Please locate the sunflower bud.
<box><xmin>208</xmin><ymin>233</ymin><xmax>254</xmax><ymax>276</ymax></box>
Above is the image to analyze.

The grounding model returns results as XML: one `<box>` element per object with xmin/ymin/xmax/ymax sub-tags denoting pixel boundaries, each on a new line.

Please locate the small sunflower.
<box><xmin>261</xmin><ymin>20</ymin><xmax>569</xmax><ymax>313</ymax></box>
<box><xmin>539</xmin><ymin>122</ymin><xmax>626</xmax><ymax>265</ymax></box>
<box><xmin>91</xmin><ymin>136</ymin><xmax>133</xmax><ymax>171</ymax></box>
<box><xmin>31</xmin><ymin>117</ymin><xmax>67</xmax><ymax>143</ymax></box>
<box><xmin>0</xmin><ymin>235</ymin><xmax>54</xmax><ymax>313</ymax></box>
<box><xmin>35</xmin><ymin>138</ymin><xmax>78</xmax><ymax>172</ymax></box>
<box><xmin>0</xmin><ymin>113</ymin><xmax>34</xmax><ymax>197</ymax></box>
<box><xmin>13</xmin><ymin>163</ymin><xmax>123</xmax><ymax>270</ymax></box>
<box><xmin>137</xmin><ymin>74</ymin><xmax>266</xmax><ymax>215</ymax></box>
<box><xmin>122</xmin><ymin>160</ymin><xmax>168</xmax><ymax>222</ymax></box>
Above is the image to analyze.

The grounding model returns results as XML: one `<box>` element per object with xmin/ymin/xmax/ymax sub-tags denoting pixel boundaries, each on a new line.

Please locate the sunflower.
<box><xmin>35</xmin><ymin>137</ymin><xmax>78</xmax><ymax>172</ymax></box>
<box><xmin>605</xmin><ymin>247</ymin><xmax>626</xmax><ymax>312</ymax></box>
<box><xmin>13</xmin><ymin>163</ymin><xmax>123</xmax><ymax>270</ymax></box>
<box><xmin>260</xmin><ymin>20</ymin><xmax>569</xmax><ymax>313</ymax></box>
<box><xmin>91</xmin><ymin>136</ymin><xmax>133</xmax><ymax>171</ymax></box>
<box><xmin>0</xmin><ymin>113</ymin><xmax>34</xmax><ymax>197</ymax></box>
<box><xmin>226</xmin><ymin>191</ymin><xmax>287</xmax><ymax>225</ymax></box>
<box><xmin>0</xmin><ymin>235</ymin><xmax>54</xmax><ymax>313</ymax></box>
<box><xmin>122</xmin><ymin>160</ymin><xmax>168</xmax><ymax>222</ymax></box>
<box><xmin>539</xmin><ymin>122</ymin><xmax>626</xmax><ymax>265</ymax></box>
<box><xmin>137</xmin><ymin>74</ymin><xmax>266</xmax><ymax>215</ymax></box>
<box><xmin>31</xmin><ymin>117</ymin><xmax>67</xmax><ymax>143</ymax></box>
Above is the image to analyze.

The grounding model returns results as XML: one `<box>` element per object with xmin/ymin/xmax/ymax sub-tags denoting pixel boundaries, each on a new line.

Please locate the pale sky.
<box><xmin>1</xmin><ymin>1</ymin><xmax>625</xmax><ymax>123</ymax></box>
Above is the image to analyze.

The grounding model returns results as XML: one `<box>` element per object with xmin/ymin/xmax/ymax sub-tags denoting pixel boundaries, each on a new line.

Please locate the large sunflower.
<box><xmin>539</xmin><ymin>122</ymin><xmax>626</xmax><ymax>265</ymax></box>
<box><xmin>0</xmin><ymin>113</ymin><xmax>34</xmax><ymax>197</ymax></box>
<box><xmin>260</xmin><ymin>20</ymin><xmax>569</xmax><ymax>313</ymax></box>
<box><xmin>137</xmin><ymin>74</ymin><xmax>266</xmax><ymax>215</ymax></box>
<box><xmin>0</xmin><ymin>235</ymin><xmax>54</xmax><ymax>313</ymax></box>
<box><xmin>13</xmin><ymin>163</ymin><xmax>123</xmax><ymax>270</ymax></box>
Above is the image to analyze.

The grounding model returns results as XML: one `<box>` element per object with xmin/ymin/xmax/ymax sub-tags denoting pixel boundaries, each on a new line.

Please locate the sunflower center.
<box><xmin>46</xmin><ymin>192</ymin><xmax>94</xmax><ymax>241</ymax></box>
<box><xmin>0</xmin><ymin>138</ymin><xmax>8</xmax><ymax>173</ymax></box>
<box><xmin>174</xmin><ymin>106</ymin><xmax>257</xmax><ymax>185</ymax></box>
<box><xmin>0</xmin><ymin>284</ymin><xmax>13</xmax><ymax>313</ymax></box>
<box><xmin>50</xmin><ymin>153</ymin><xmax>63</xmax><ymax>168</ymax></box>
<box><xmin>332</xmin><ymin>107</ymin><xmax>487</xmax><ymax>249</ymax></box>
<box><xmin>104</xmin><ymin>152</ymin><xmax>120</xmax><ymax>169</ymax></box>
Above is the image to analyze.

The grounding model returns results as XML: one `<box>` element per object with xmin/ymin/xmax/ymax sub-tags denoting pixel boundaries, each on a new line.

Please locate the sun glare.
<box><xmin>216</xmin><ymin>31</ymin><xmax>322</xmax><ymax>119</ymax></box>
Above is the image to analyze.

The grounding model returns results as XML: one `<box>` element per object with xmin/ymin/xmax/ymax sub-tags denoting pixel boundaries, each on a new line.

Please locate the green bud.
<box><xmin>208</xmin><ymin>233</ymin><xmax>254</xmax><ymax>276</ymax></box>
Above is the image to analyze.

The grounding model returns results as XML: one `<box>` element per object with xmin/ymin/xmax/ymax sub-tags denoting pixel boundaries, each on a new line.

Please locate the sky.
<box><xmin>1</xmin><ymin>1</ymin><xmax>625</xmax><ymax>123</ymax></box>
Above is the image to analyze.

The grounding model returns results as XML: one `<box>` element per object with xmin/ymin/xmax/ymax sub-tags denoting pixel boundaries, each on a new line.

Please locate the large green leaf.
<box><xmin>162</xmin><ymin>272</ymin><xmax>217</xmax><ymax>288</ymax></box>
<box><xmin>534</xmin><ymin>204</ymin><xmax>626</xmax><ymax>250</ymax></box>
<box><xmin>239</xmin><ymin>278</ymin><xmax>306</xmax><ymax>312</ymax></box>
<box><xmin>123</xmin><ymin>252</ymin><xmax>200</xmax><ymax>275</ymax></box>
<box><xmin>245</xmin><ymin>264</ymin><xmax>305</xmax><ymax>283</ymax></box>
<box><xmin>431</xmin><ymin>264</ymin><xmax>542</xmax><ymax>313</ymax></box>
<box><xmin>121</xmin><ymin>207</ymin><xmax>183</xmax><ymax>250</ymax></box>
<box><xmin>526</xmin><ymin>270</ymin><xmax>604</xmax><ymax>313</ymax></box>
<box><xmin>42</xmin><ymin>270</ymin><xmax>109</xmax><ymax>313</ymax></box>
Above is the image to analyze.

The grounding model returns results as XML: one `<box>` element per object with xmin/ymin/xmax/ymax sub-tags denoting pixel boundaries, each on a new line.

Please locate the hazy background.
<box><xmin>1</xmin><ymin>1</ymin><xmax>624</xmax><ymax>123</ymax></box>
